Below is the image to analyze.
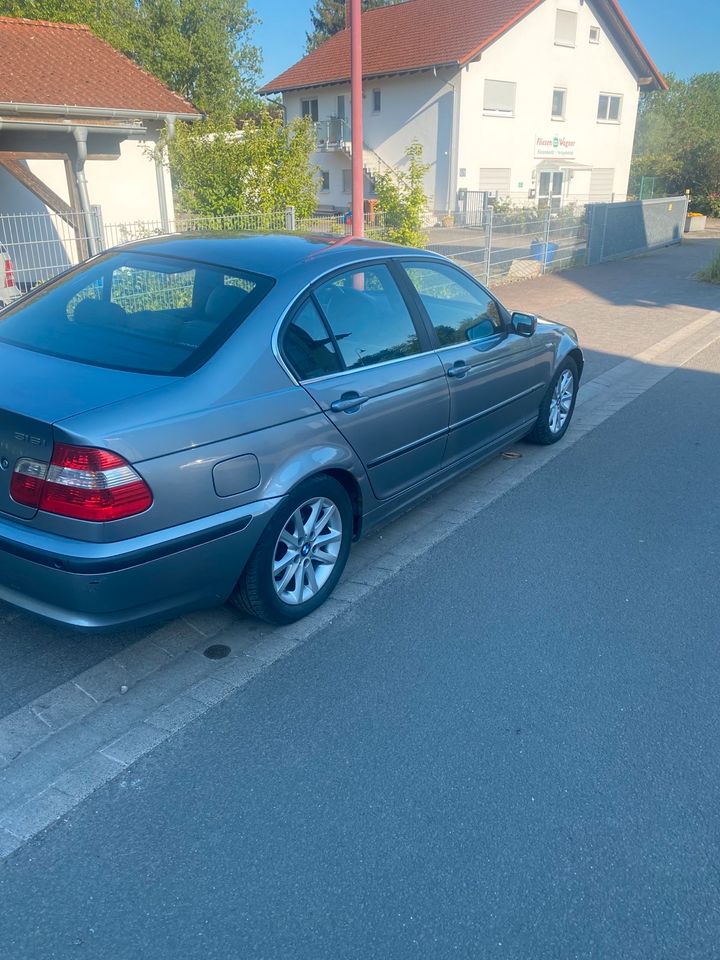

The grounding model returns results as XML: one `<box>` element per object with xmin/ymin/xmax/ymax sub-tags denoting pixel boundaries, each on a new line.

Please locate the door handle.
<box><xmin>446</xmin><ymin>362</ymin><xmax>469</xmax><ymax>379</ymax></box>
<box><xmin>330</xmin><ymin>393</ymin><xmax>369</xmax><ymax>413</ymax></box>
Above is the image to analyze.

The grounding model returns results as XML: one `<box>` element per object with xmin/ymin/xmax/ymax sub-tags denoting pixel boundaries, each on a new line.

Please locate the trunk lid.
<box><xmin>0</xmin><ymin>343</ymin><xmax>173</xmax><ymax>519</ymax></box>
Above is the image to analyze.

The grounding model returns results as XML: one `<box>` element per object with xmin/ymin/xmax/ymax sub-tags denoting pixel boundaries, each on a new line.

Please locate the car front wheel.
<box><xmin>231</xmin><ymin>474</ymin><xmax>353</xmax><ymax>624</ymax></box>
<box><xmin>526</xmin><ymin>356</ymin><xmax>579</xmax><ymax>445</ymax></box>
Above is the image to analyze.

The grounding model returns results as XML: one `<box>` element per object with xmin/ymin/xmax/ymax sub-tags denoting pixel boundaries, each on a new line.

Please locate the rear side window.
<box><xmin>284</xmin><ymin>299</ymin><xmax>342</xmax><ymax>381</ymax></box>
<box><xmin>314</xmin><ymin>264</ymin><xmax>421</xmax><ymax>370</ymax></box>
<box><xmin>0</xmin><ymin>252</ymin><xmax>273</xmax><ymax>375</ymax></box>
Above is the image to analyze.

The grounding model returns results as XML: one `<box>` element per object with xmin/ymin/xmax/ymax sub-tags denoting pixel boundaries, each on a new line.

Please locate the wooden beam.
<box><xmin>0</xmin><ymin>150</ymin><xmax>120</xmax><ymax>161</ymax></box>
<box><xmin>0</xmin><ymin>157</ymin><xmax>76</xmax><ymax>226</ymax></box>
<box><xmin>0</xmin><ymin>150</ymin><xmax>68</xmax><ymax>161</ymax></box>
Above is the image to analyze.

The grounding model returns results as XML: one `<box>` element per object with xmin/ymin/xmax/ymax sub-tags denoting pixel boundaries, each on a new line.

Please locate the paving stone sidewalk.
<box><xmin>498</xmin><ymin>233</ymin><xmax>720</xmax><ymax>382</ymax></box>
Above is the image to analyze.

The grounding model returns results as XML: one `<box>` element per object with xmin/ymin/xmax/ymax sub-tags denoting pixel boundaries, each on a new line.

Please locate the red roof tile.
<box><xmin>0</xmin><ymin>17</ymin><xmax>199</xmax><ymax>116</ymax></box>
<box><xmin>260</xmin><ymin>0</ymin><xmax>665</xmax><ymax>94</ymax></box>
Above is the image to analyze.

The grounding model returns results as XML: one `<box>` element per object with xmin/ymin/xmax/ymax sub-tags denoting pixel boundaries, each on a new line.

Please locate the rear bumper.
<box><xmin>0</xmin><ymin>497</ymin><xmax>282</xmax><ymax>630</ymax></box>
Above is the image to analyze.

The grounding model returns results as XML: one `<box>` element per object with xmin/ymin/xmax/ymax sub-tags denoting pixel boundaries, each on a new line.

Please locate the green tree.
<box><xmin>306</xmin><ymin>0</ymin><xmax>397</xmax><ymax>52</ymax></box>
<box><xmin>0</xmin><ymin>0</ymin><xmax>261</xmax><ymax>116</ymax></box>
<box><xmin>373</xmin><ymin>141</ymin><xmax>429</xmax><ymax>247</ymax></box>
<box><xmin>132</xmin><ymin>0</ymin><xmax>261</xmax><ymax>116</ymax></box>
<box><xmin>167</xmin><ymin>114</ymin><xmax>319</xmax><ymax>218</ymax></box>
<box><xmin>632</xmin><ymin>72</ymin><xmax>720</xmax><ymax>215</ymax></box>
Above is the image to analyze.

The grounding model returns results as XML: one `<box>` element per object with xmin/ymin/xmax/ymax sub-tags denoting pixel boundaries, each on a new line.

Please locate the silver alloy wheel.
<box><xmin>272</xmin><ymin>496</ymin><xmax>343</xmax><ymax>605</ymax></box>
<box><xmin>549</xmin><ymin>369</ymin><xmax>574</xmax><ymax>434</ymax></box>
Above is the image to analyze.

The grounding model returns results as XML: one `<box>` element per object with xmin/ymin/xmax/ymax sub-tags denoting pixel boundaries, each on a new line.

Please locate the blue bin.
<box><xmin>530</xmin><ymin>240</ymin><xmax>558</xmax><ymax>264</ymax></box>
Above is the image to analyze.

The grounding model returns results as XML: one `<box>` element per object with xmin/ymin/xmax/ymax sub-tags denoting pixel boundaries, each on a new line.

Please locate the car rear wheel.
<box><xmin>526</xmin><ymin>356</ymin><xmax>579</xmax><ymax>445</ymax></box>
<box><xmin>231</xmin><ymin>475</ymin><xmax>353</xmax><ymax>624</ymax></box>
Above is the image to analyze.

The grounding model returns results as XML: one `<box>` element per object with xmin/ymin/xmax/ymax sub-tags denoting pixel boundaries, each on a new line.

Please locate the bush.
<box><xmin>689</xmin><ymin>194</ymin><xmax>720</xmax><ymax>217</ymax></box>
<box><xmin>374</xmin><ymin>142</ymin><xmax>430</xmax><ymax>247</ymax></box>
<box><xmin>697</xmin><ymin>250</ymin><xmax>720</xmax><ymax>283</ymax></box>
<box><xmin>166</xmin><ymin>113</ymin><xmax>319</xmax><ymax>219</ymax></box>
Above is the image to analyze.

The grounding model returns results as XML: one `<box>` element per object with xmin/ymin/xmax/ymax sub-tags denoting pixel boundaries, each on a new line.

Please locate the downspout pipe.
<box><xmin>155</xmin><ymin>115</ymin><xmax>177</xmax><ymax>232</ymax></box>
<box><xmin>72</xmin><ymin>127</ymin><xmax>98</xmax><ymax>256</ymax></box>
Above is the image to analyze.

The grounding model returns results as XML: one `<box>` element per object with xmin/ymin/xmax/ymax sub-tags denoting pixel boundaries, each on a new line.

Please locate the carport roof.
<box><xmin>0</xmin><ymin>17</ymin><xmax>200</xmax><ymax>118</ymax></box>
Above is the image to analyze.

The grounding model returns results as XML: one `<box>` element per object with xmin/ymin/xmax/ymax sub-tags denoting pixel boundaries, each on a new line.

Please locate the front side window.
<box><xmin>372</xmin><ymin>89</ymin><xmax>381</xmax><ymax>112</ymax></box>
<box><xmin>552</xmin><ymin>87</ymin><xmax>567</xmax><ymax>120</ymax></box>
<box><xmin>555</xmin><ymin>9</ymin><xmax>577</xmax><ymax>46</ymax></box>
<box><xmin>402</xmin><ymin>262</ymin><xmax>504</xmax><ymax>348</ymax></box>
<box><xmin>0</xmin><ymin>252</ymin><xmax>272</xmax><ymax>375</ymax></box>
<box><xmin>320</xmin><ymin>170</ymin><xmax>330</xmax><ymax>191</ymax></box>
<box><xmin>315</xmin><ymin>264</ymin><xmax>421</xmax><ymax>370</ymax></box>
<box><xmin>483</xmin><ymin>80</ymin><xmax>516</xmax><ymax>117</ymax></box>
<box><xmin>597</xmin><ymin>93</ymin><xmax>622</xmax><ymax>122</ymax></box>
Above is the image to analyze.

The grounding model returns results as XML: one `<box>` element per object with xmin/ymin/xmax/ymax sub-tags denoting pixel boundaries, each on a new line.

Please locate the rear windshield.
<box><xmin>0</xmin><ymin>251</ymin><xmax>274</xmax><ymax>375</ymax></box>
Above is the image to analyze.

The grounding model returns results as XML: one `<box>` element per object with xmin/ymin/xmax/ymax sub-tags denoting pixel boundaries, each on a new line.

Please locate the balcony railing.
<box><xmin>314</xmin><ymin>118</ymin><xmax>350</xmax><ymax>151</ymax></box>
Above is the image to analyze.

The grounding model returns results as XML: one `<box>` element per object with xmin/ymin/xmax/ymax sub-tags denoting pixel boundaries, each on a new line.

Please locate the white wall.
<box><xmin>21</xmin><ymin>128</ymin><xmax>172</xmax><ymax>227</ymax></box>
<box><xmin>456</xmin><ymin>0</ymin><xmax>641</xmax><ymax>205</ymax></box>
<box><xmin>283</xmin><ymin>0</ymin><xmax>646</xmax><ymax>212</ymax></box>
<box><xmin>283</xmin><ymin>69</ymin><xmax>458</xmax><ymax>212</ymax></box>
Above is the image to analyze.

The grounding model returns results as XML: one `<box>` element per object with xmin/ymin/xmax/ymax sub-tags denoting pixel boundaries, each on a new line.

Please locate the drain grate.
<box><xmin>203</xmin><ymin>644</ymin><xmax>231</xmax><ymax>660</ymax></box>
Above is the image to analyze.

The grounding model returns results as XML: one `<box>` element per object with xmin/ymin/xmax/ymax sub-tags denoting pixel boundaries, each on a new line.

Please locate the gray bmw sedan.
<box><xmin>0</xmin><ymin>233</ymin><xmax>582</xmax><ymax>628</ymax></box>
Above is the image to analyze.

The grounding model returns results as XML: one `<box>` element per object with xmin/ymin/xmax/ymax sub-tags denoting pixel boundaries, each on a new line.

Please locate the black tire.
<box><xmin>231</xmin><ymin>474</ymin><xmax>353</xmax><ymax>625</ymax></box>
<box><xmin>526</xmin><ymin>356</ymin><xmax>579</xmax><ymax>445</ymax></box>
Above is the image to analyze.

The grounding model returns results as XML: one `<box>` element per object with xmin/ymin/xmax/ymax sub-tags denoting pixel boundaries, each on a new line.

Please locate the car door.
<box><xmin>400</xmin><ymin>260</ymin><xmax>553</xmax><ymax>465</ymax></box>
<box><xmin>280</xmin><ymin>262</ymin><xmax>450</xmax><ymax>501</ymax></box>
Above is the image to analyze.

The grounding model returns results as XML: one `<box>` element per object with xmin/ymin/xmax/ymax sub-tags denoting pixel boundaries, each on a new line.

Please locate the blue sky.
<box><xmin>252</xmin><ymin>0</ymin><xmax>720</xmax><ymax>86</ymax></box>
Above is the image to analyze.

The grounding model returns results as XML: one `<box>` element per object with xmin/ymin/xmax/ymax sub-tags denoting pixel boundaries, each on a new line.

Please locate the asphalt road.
<box><xmin>2</xmin><ymin>237</ymin><xmax>717</xmax><ymax>722</ymax></box>
<box><xmin>1</xmin><ymin>336</ymin><xmax>719</xmax><ymax>959</ymax></box>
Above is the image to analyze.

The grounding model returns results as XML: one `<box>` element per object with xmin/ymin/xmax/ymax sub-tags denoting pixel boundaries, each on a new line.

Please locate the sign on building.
<box><xmin>534</xmin><ymin>134</ymin><xmax>577</xmax><ymax>159</ymax></box>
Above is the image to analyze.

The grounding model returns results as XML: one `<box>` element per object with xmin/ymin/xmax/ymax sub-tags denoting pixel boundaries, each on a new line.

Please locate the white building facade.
<box><xmin>262</xmin><ymin>0</ymin><xmax>665</xmax><ymax>214</ymax></box>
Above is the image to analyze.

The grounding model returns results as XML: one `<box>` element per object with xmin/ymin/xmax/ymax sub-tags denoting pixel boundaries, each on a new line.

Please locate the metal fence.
<box><xmin>427</xmin><ymin>206</ymin><xmax>587</xmax><ymax>285</ymax></box>
<box><xmin>0</xmin><ymin>196</ymin><xmax>688</xmax><ymax>301</ymax></box>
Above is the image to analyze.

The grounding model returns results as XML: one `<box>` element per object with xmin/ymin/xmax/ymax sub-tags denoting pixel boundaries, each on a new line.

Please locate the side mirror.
<box><xmin>511</xmin><ymin>311</ymin><xmax>537</xmax><ymax>337</ymax></box>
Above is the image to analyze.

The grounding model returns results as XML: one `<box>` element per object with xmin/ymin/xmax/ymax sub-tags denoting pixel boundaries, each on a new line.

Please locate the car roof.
<box><xmin>120</xmin><ymin>232</ymin><xmax>437</xmax><ymax>278</ymax></box>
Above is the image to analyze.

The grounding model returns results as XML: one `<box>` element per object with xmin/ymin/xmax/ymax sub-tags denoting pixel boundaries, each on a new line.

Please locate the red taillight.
<box><xmin>10</xmin><ymin>444</ymin><xmax>152</xmax><ymax>521</ymax></box>
<box><xmin>3</xmin><ymin>258</ymin><xmax>14</xmax><ymax>289</ymax></box>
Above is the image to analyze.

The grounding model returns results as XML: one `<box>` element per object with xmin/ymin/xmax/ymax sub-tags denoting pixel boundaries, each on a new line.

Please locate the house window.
<box><xmin>342</xmin><ymin>169</ymin><xmax>352</xmax><ymax>193</ymax></box>
<box><xmin>589</xmin><ymin>25</ymin><xmax>600</xmax><ymax>43</ymax></box>
<box><xmin>483</xmin><ymin>80</ymin><xmax>516</xmax><ymax>117</ymax></box>
<box><xmin>372</xmin><ymin>89</ymin><xmax>381</xmax><ymax>113</ymax></box>
<box><xmin>301</xmin><ymin>98</ymin><xmax>319</xmax><ymax>122</ymax></box>
<box><xmin>552</xmin><ymin>87</ymin><xmax>567</xmax><ymax>120</ymax></box>
<box><xmin>320</xmin><ymin>170</ymin><xmax>330</xmax><ymax>192</ymax></box>
<box><xmin>554</xmin><ymin>10</ymin><xmax>577</xmax><ymax>47</ymax></box>
<box><xmin>337</xmin><ymin>95</ymin><xmax>346</xmax><ymax>119</ymax></box>
<box><xmin>597</xmin><ymin>93</ymin><xmax>622</xmax><ymax>122</ymax></box>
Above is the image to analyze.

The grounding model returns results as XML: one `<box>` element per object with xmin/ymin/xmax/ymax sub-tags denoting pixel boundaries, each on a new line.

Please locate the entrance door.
<box><xmin>538</xmin><ymin>171</ymin><xmax>563</xmax><ymax>211</ymax></box>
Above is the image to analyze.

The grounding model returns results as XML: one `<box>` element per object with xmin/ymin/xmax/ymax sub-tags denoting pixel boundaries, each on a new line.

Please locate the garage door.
<box><xmin>478</xmin><ymin>168</ymin><xmax>511</xmax><ymax>197</ymax></box>
<box><xmin>589</xmin><ymin>167</ymin><xmax>615</xmax><ymax>201</ymax></box>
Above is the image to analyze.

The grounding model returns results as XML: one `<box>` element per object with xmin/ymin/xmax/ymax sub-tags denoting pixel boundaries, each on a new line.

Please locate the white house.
<box><xmin>0</xmin><ymin>16</ymin><xmax>199</xmax><ymax>284</ymax></box>
<box><xmin>260</xmin><ymin>0</ymin><xmax>665</xmax><ymax>214</ymax></box>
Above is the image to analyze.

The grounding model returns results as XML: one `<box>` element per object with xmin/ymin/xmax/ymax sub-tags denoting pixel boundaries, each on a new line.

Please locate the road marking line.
<box><xmin>1</xmin><ymin>311</ymin><xmax>719</xmax><ymax>860</ymax></box>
